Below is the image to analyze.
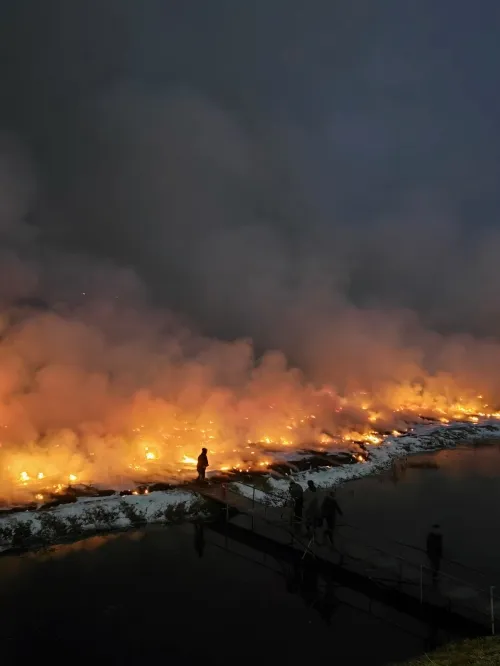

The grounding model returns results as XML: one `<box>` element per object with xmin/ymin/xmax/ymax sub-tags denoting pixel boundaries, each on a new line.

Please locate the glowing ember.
<box><xmin>0</xmin><ymin>375</ymin><xmax>498</xmax><ymax>505</ymax></box>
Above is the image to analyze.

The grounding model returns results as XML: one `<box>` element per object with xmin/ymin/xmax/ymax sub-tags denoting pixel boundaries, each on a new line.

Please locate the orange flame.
<box><xmin>0</xmin><ymin>375</ymin><xmax>496</xmax><ymax>504</ymax></box>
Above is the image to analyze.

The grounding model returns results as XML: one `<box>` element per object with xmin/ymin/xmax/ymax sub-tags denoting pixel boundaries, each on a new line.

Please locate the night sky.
<box><xmin>1</xmin><ymin>1</ymin><xmax>500</xmax><ymax>361</ymax></box>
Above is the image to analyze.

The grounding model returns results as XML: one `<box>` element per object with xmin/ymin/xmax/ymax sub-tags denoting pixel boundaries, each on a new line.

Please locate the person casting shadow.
<box><xmin>321</xmin><ymin>490</ymin><xmax>343</xmax><ymax>548</ymax></box>
<box><xmin>196</xmin><ymin>448</ymin><xmax>209</xmax><ymax>482</ymax></box>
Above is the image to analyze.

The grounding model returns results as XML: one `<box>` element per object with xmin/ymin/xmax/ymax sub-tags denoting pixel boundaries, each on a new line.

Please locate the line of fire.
<box><xmin>1</xmin><ymin>384</ymin><xmax>498</xmax><ymax>510</ymax></box>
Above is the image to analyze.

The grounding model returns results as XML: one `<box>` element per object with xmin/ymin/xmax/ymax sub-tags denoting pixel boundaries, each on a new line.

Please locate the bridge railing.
<box><xmin>227</xmin><ymin>478</ymin><xmax>500</xmax><ymax>632</ymax></box>
<box><xmin>230</xmin><ymin>479</ymin><xmax>497</xmax><ymax>583</ymax></box>
<box><xmin>338</xmin><ymin>522</ymin><xmax>497</xmax><ymax>593</ymax></box>
<box><xmin>331</xmin><ymin>523</ymin><xmax>500</xmax><ymax>631</ymax></box>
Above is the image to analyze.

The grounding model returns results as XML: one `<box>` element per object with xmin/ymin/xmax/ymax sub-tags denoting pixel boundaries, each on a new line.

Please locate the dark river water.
<box><xmin>1</xmin><ymin>442</ymin><xmax>499</xmax><ymax>665</ymax></box>
<box><xmin>335</xmin><ymin>441</ymin><xmax>500</xmax><ymax>582</ymax></box>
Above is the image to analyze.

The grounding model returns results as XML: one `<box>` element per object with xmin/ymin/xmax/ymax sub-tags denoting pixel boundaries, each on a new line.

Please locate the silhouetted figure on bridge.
<box><xmin>321</xmin><ymin>490</ymin><xmax>343</xmax><ymax>547</ymax></box>
<box><xmin>197</xmin><ymin>448</ymin><xmax>209</xmax><ymax>482</ymax></box>
<box><xmin>289</xmin><ymin>481</ymin><xmax>304</xmax><ymax>528</ymax></box>
<box><xmin>304</xmin><ymin>480</ymin><xmax>322</xmax><ymax>542</ymax></box>
<box><xmin>426</xmin><ymin>524</ymin><xmax>443</xmax><ymax>583</ymax></box>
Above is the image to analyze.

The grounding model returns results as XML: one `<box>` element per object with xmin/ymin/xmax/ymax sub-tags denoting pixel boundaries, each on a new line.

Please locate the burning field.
<box><xmin>1</xmin><ymin>302</ymin><xmax>500</xmax><ymax>508</ymax></box>
<box><xmin>1</xmin><ymin>106</ymin><xmax>500</xmax><ymax>518</ymax></box>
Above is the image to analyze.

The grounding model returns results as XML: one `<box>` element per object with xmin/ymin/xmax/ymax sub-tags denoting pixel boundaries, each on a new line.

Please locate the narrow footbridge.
<box><xmin>195</xmin><ymin>481</ymin><xmax>499</xmax><ymax>637</ymax></box>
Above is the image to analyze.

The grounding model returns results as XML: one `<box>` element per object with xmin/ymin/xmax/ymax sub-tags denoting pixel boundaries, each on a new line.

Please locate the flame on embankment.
<box><xmin>0</xmin><ymin>299</ymin><xmax>499</xmax><ymax>505</ymax></box>
<box><xmin>0</xmin><ymin>361</ymin><xmax>497</xmax><ymax>505</ymax></box>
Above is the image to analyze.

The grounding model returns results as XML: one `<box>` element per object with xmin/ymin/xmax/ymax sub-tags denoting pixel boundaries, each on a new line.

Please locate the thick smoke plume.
<box><xmin>0</xmin><ymin>83</ymin><xmax>499</xmax><ymax>503</ymax></box>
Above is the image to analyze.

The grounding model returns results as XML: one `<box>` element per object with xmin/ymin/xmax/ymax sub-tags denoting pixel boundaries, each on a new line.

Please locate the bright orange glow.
<box><xmin>0</xmin><ymin>373</ymin><xmax>497</xmax><ymax>504</ymax></box>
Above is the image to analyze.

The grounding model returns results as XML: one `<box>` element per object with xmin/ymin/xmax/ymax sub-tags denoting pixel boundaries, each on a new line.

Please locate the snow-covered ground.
<box><xmin>233</xmin><ymin>419</ymin><xmax>500</xmax><ymax>503</ymax></box>
<box><xmin>1</xmin><ymin>419</ymin><xmax>499</xmax><ymax>552</ymax></box>
<box><xmin>0</xmin><ymin>489</ymin><xmax>199</xmax><ymax>553</ymax></box>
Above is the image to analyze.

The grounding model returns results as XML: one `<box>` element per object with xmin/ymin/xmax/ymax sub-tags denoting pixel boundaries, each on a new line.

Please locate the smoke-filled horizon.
<box><xmin>2</xmin><ymin>81</ymin><xmax>500</xmax><ymax>393</ymax></box>
<box><xmin>0</xmin><ymin>1</ymin><xmax>499</xmax><ymax>500</ymax></box>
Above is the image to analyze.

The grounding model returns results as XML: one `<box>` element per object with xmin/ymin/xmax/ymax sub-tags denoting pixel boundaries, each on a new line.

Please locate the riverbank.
<box><xmin>398</xmin><ymin>637</ymin><xmax>500</xmax><ymax>665</ymax></box>
<box><xmin>0</xmin><ymin>490</ymin><xmax>201</xmax><ymax>552</ymax></box>
<box><xmin>233</xmin><ymin>419</ymin><xmax>500</xmax><ymax>501</ymax></box>
<box><xmin>1</xmin><ymin>419</ymin><xmax>499</xmax><ymax>552</ymax></box>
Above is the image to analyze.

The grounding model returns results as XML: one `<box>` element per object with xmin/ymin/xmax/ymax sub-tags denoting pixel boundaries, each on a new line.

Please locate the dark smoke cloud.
<box><xmin>2</xmin><ymin>80</ymin><xmax>500</xmax><ymax>401</ymax></box>
<box><xmin>2</xmin><ymin>1</ymin><xmax>498</xmax><ymax>360</ymax></box>
<box><xmin>33</xmin><ymin>79</ymin><xmax>497</xmax><ymax>388</ymax></box>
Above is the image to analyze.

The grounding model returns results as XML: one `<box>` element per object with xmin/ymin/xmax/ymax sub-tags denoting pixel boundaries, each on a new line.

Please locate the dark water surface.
<box><xmin>0</xmin><ymin>524</ymin><xmax>425</xmax><ymax>665</ymax></box>
<box><xmin>1</xmin><ymin>443</ymin><xmax>499</xmax><ymax>665</ymax></box>
<box><xmin>336</xmin><ymin>441</ymin><xmax>500</xmax><ymax>583</ymax></box>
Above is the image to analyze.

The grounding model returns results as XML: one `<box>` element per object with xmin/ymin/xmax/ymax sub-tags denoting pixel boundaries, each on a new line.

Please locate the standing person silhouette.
<box><xmin>321</xmin><ymin>490</ymin><xmax>343</xmax><ymax>547</ymax></box>
<box><xmin>197</xmin><ymin>448</ymin><xmax>209</xmax><ymax>482</ymax></box>
<box><xmin>304</xmin><ymin>480</ymin><xmax>322</xmax><ymax>542</ymax></box>
<box><xmin>289</xmin><ymin>481</ymin><xmax>304</xmax><ymax>529</ymax></box>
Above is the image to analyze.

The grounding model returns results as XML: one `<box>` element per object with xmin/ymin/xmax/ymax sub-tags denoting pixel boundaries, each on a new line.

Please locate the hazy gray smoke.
<box><xmin>31</xmin><ymin>82</ymin><xmax>497</xmax><ymax>388</ymax></box>
<box><xmin>2</xmin><ymin>81</ymin><xmax>500</xmax><ymax>395</ymax></box>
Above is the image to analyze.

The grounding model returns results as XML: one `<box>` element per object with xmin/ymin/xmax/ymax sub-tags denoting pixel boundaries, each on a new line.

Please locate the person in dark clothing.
<box><xmin>321</xmin><ymin>490</ymin><xmax>343</xmax><ymax>546</ymax></box>
<box><xmin>196</xmin><ymin>448</ymin><xmax>209</xmax><ymax>482</ymax></box>
<box><xmin>304</xmin><ymin>480</ymin><xmax>322</xmax><ymax>541</ymax></box>
<box><xmin>289</xmin><ymin>481</ymin><xmax>304</xmax><ymax>528</ymax></box>
<box><xmin>426</xmin><ymin>524</ymin><xmax>443</xmax><ymax>582</ymax></box>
